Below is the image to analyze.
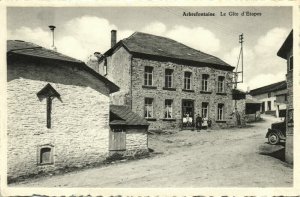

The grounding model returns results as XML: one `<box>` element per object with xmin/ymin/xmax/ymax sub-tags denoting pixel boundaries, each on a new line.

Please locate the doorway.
<box><xmin>182</xmin><ymin>99</ymin><xmax>194</xmax><ymax>129</ymax></box>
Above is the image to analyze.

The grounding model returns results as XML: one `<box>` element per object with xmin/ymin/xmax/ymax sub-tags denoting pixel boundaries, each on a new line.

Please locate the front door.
<box><xmin>109</xmin><ymin>128</ymin><xmax>126</xmax><ymax>151</ymax></box>
<box><xmin>182</xmin><ymin>100</ymin><xmax>194</xmax><ymax>129</ymax></box>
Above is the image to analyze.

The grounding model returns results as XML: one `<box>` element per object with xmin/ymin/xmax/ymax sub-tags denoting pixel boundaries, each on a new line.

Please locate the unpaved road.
<box><xmin>13</xmin><ymin>115</ymin><xmax>292</xmax><ymax>187</ymax></box>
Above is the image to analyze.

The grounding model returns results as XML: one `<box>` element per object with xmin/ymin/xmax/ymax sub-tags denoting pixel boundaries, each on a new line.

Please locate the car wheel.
<box><xmin>268</xmin><ymin>132</ymin><xmax>280</xmax><ymax>145</ymax></box>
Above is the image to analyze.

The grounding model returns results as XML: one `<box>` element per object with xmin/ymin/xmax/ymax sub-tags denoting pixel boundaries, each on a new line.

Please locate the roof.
<box><xmin>103</xmin><ymin>32</ymin><xmax>234</xmax><ymax>71</ymax></box>
<box><xmin>249</xmin><ymin>81</ymin><xmax>287</xmax><ymax>96</ymax></box>
<box><xmin>277</xmin><ymin>30</ymin><xmax>293</xmax><ymax>59</ymax></box>
<box><xmin>7</xmin><ymin>40</ymin><xmax>119</xmax><ymax>93</ymax></box>
<box><xmin>110</xmin><ymin>105</ymin><xmax>149</xmax><ymax>126</ymax></box>
<box><xmin>7</xmin><ymin>40</ymin><xmax>82</xmax><ymax>64</ymax></box>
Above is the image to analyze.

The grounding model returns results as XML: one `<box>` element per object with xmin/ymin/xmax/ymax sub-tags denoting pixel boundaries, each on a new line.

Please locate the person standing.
<box><xmin>196</xmin><ymin>114</ymin><xmax>202</xmax><ymax>132</ymax></box>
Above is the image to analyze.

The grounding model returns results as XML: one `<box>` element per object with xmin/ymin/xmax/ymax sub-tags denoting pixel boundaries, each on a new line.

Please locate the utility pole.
<box><xmin>240</xmin><ymin>33</ymin><xmax>244</xmax><ymax>84</ymax></box>
<box><xmin>234</xmin><ymin>33</ymin><xmax>244</xmax><ymax>126</ymax></box>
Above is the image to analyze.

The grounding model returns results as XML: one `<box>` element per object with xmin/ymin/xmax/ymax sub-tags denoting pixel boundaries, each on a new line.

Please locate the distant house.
<box><xmin>277</xmin><ymin>30</ymin><xmax>293</xmax><ymax>164</ymax></box>
<box><xmin>88</xmin><ymin>30</ymin><xmax>235</xmax><ymax>130</ymax></box>
<box><xmin>109</xmin><ymin>105</ymin><xmax>149</xmax><ymax>156</ymax></box>
<box><xmin>7</xmin><ymin>40</ymin><xmax>120</xmax><ymax>181</ymax></box>
<box><xmin>249</xmin><ymin>81</ymin><xmax>287</xmax><ymax>117</ymax></box>
<box><xmin>234</xmin><ymin>90</ymin><xmax>261</xmax><ymax>124</ymax></box>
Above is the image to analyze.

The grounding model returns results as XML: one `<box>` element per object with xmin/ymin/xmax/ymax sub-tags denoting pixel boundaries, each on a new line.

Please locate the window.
<box><xmin>144</xmin><ymin>66</ymin><xmax>153</xmax><ymax>86</ymax></box>
<box><xmin>202</xmin><ymin>102</ymin><xmax>209</xmax><ymax>118</ymax></box>
<box><xmin>217</xmin><ymin>104</ymin><xmax>224</xmax><ymax>120</ymax></box>
<box><xmin>46</xmin><ymin>98</ymin><xmax>52</xmax><ymax>128</ymax></box>
<box><xmin>37</xmin><ymin>84</ymin><xmax>60</xmax><ymax>129</ymax></box>
<box><xmin>288</xmin><ymin>109</ymin><xmax>293</xmax><ymax>124</ymax></box>
<box><xmin>165</xmin><ymin>69</ymin><xmax>173</xmax><ymax>88</ymax></box>
<box><xmin>103</xmin><ymin>58</ymin><xmax>108</xmax><ymax>75</ymax></box>
<box><xmin>145</xmin><ymin>98</ymin><xmax>154</xmax><ymax>118</ymax></box>
<box><xmin>164</xmin><ymin>99</ymin><xmax>173</xmax><ymax>119</ymax></box>
<box><xmin>261</xmin><ymin>101</ymin><xmax>265</xmax><ymax>113</ymax></box>
<box><xmin>289</xmin><ymin>56</ymin><xmax>293</xmax><ymax>71</ymax></box>
<box><xmin>267</xmin><ymin>101</ymin><xmax>271</xmax><ymax>111</ymax></box>
<box><xmin>217</xmin><ymin>76</ymin><xmax>225</xmax><ymax>93</ymax></box>
<box><xmin>38</xmin><ymin>145</ymin><xmax>54</xmax><ymax>165</ymax></box>
<box><xmin>184</xmin><ymin>71</ymin><xmax>192</xmax><ymax>90</ymax></box>
<box><xmin>201</xmin><ymin>74</ymin><xmax>209</xmax><ymax>91</ymax></box>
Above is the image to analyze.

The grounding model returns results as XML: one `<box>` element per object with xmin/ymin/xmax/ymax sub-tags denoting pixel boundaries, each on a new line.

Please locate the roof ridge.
<box><xmin>122</xmin><ymin>31</ymin><xmax>139</xmax><ymax>42</ymax></box>
<box><xmin>251</xmin><ymin>80</ymin><xmax>286</xmax><ymax>91</ymax></box>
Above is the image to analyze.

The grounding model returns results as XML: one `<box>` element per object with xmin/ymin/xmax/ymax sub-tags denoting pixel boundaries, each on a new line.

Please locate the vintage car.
<box><xmin>265</xmin><ymin>119</ymin><xmax>286</xmax><ymax>145</ymax></box>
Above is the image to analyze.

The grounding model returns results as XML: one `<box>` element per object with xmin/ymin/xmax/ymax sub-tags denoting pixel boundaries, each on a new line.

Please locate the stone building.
<box><xmin>7</xmin><ymin>40</ymin><xmax>120</xmax><ymax>181</ymax></box>
<box><xmin>277</xmin><ymin>30</ymin><xmax>293</xmax><ymax>164</ymax></box>
<box><xmin>249</xmin><ymin>81</ymin><xmax>287</xmax><ymax>117</ymax></box>
<box><xmin>89</xmin><ymin>30</ymin><xmax>235</xmax><ymax>130</ymax></box>
<box><xmin>235</xmin><ymin>93</ymin><xmax>261</xmax><ymax>124</ymax></box>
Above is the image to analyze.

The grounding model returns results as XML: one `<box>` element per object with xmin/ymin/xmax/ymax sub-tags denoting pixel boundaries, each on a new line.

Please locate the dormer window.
<box><xmin>37</xmin><ymin>84</ymin><xmax>60</xmax><ymax>128</ymax></box>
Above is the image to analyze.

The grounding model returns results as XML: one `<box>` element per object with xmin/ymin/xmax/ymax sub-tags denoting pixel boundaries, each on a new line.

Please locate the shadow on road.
<box><xmin>259</xmin><ymin>143</ymin><xmax>285</xmax><ymax>162</ymax></box>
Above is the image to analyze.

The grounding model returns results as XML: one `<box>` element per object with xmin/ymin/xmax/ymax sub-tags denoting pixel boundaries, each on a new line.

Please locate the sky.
<box><xmin>7</xmin><ymin>6</ymin><xmax>292</xmax><ymax>91</ymax></box>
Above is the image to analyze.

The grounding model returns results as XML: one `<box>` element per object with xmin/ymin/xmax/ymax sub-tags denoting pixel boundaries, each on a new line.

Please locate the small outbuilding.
<box><xmin>109</xmin><ymin>105</ymin><xmax>149</xmax><ymax>156</ymax></box>
<box><xmin>234</xmin><ymin>91</ymin><xmax>261</xmax><ymax>124</ymax></box>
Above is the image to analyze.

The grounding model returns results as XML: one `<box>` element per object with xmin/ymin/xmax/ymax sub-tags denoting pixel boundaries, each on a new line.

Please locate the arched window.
<box><xmin>38</xmin><ymin>145</ymin><xmax>54</xmax><ymax>165</ymax></box>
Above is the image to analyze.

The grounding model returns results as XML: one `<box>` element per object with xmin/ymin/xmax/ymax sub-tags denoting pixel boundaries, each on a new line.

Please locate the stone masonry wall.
<box><xmin>99</xmin><ymin>47</ymin><xmax>132</xmax><ymax>106</ymax></box>
<box><xmin>130</xmin><ymin>58</ymin><xmax>233</xmax><ymax>130</ymax></box>
<box><xmin>285</xmin><ymin>48</ymin><xmax>293</xmax><ymax>164</ymax></box>
<box><xmin>7</xmin><ymin>60</ymin><xmax>111</xmax><ymax>180</ymax></box>
<box><xmin>126</xmin><ymin>128</ymin><xmax>148</xmax><ymax>151</ymax></box>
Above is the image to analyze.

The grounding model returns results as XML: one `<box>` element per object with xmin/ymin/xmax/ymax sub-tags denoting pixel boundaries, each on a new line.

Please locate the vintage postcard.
<box><xmin>0</xmin><ymin>1</ymin><xmax>299</xmax><ymax>196</ymax></box>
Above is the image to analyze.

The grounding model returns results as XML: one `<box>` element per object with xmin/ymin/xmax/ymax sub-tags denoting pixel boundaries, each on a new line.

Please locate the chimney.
<box><xmin>49</xmin><ymin>25</ymin><xmax>57</xmax><ymax>51</ymax></box>
<box><xmin>111</xmin><ymin>30</ymin><xmax>117</xmax><ymax>48</ymax></box>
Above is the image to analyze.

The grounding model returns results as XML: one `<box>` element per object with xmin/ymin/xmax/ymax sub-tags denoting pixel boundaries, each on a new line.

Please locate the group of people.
<box><xmin>182</xmin><ymin>113</ymin><xmax>211</xmax><ymax>131</ymax></box>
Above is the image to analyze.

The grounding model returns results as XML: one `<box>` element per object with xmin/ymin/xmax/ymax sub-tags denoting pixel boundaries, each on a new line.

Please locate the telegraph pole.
<box><xmin>240</xmin><ymin>33</ymin><xmax>244</xmax><ymax>84</ymax></box>
<box><xmin>234</xmin><ymin>33</ymin><xmax>244</xmax><ymax>126</ymax></box>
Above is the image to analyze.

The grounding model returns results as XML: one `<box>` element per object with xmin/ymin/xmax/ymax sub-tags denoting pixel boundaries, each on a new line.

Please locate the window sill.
<box><xmin>146</xmin><ymin>118</ymin><xmax>157</xmax><ymax>121</ymax></box>
<box><xmin>163</xmin><ymin>87</ymin><xmax>176</xmax><ymax>91</ymax></box>
<box><xmin>216</xmin><ymin>92</ymin><xmax>227</xmax><ymax>95</ymax></box>
<box><xmin>162</xmin><ymin>118</ymin><xmax>176</xmax><ymax>121</ymax></box>
<box><xmin>200</xmin><ymin>91</ymin><xmax>212</xmax><ymax>94</ymax></box>
<box><xmin>182</xmin><ymin>89</ymin><xmax>195</xmax><ymax>93</ymax></box>
<box><xmin>142</xmin><ymin>85</ymin><xmax>157</xmax><ymax>89</ymax></box>
<box><xmin>216</xmin><ymin>120</ymin><xmax>226</xmax><ymax>123</ymax></box>
<box><xmin>38</xmin><ymin>162</ymin><xmax>54</xmax><ymax>166</ymax></box>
